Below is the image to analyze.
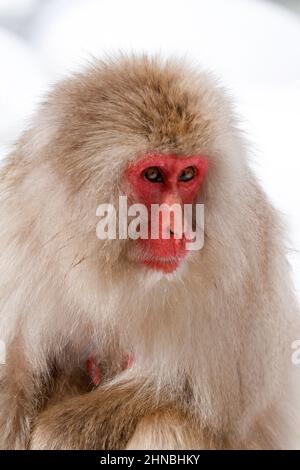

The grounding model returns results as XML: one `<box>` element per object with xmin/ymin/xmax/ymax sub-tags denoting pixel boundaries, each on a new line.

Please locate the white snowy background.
<box><xmin>0</xmin><ymin>0</ymin><xmax>299</xmax><ymax>297</ymax></box>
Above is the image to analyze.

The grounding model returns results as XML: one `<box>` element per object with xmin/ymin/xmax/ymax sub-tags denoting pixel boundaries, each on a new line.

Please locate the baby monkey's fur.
<box><xmin>0</xmin><ymin>55</ymin><xmax>299</xmax><ymax>449</ymax></box>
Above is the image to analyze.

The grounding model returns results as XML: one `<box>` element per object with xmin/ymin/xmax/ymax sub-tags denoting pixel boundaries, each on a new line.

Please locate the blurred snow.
<box><xmin>0</xmin><ymin>0</ymin><xmax>38</xmax><ymax>17</ymax></box>
<box><xmin>0</xmin><ymin>0</ymin><xmax>299</xmax><ymax>294</ymax></box>
<box><xmin>31</xmin><ymin>0</ymin><xmax>300</xmax><ymax>94</ymax></box>
<box><xmin>0</xmin><ymin>28</ymin><xmax>47</xmax><ymax>156</ymax></box>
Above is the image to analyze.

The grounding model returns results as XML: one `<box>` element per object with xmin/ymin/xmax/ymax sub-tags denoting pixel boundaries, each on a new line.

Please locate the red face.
<box><xmin>125</xmin><ymin>154</ymin><xmax>208</xmax><ymax>273</ymax></box>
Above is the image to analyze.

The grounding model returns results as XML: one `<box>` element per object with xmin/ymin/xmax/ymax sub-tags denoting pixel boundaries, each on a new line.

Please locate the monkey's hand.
<box><xmin>30</xmin><ymin>377</ymin><xmax>164</xmax><ymax>450</ymax></box>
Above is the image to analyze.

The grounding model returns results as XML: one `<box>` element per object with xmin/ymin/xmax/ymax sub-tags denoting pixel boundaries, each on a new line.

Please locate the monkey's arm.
<box><xmin>126</xmin><ymin>408</ymin><xmax>206</xmax><ymax>450</ymax></box>
<box><xmin>0</xmin><ymin>371</ymin><xmax>34</xmax><ymax>450</ymax></box>
<box><xmin>30</xmin><ymin>378</ymin><xmax>203</xmax><ymax>450</ymax></box>
<box><xmin>0</xmin><ymin>342</ymin><xmax>92</xmax><ymax>450</ymax></box>
<box><xmin>0</xmin><ymin>341</ymin><xmax>38</xmax><ymax>450</ymax></box>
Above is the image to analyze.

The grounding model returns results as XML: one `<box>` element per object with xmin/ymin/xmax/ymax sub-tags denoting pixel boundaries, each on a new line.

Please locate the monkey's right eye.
<box><xmin>143</xmin><ymin>167</ymin><xmax>163</xmax><ymax>183</ymax></box>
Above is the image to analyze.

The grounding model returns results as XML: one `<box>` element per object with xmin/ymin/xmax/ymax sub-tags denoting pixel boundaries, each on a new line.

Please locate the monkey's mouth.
<box><xmin>142</xmin><ymin>257</ymin><xmax>183</xmax><ymax>273</ymax></box>
<box><xmin>136</xmin><ymin>237</ymin><xmax>188</xmax><ymax>273</ymax></box>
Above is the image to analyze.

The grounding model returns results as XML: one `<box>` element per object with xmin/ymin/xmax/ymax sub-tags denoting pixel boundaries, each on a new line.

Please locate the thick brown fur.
<box><xmin>0</xmin><ymin>55</ymin><xmax>299</xmax><ymax>449</ymax></box>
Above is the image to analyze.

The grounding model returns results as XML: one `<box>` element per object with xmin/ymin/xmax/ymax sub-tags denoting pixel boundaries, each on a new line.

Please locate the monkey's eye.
<box><xmin>179</xmin><ymin>166</ymin><xmax>196</xmax><ymax>182</ymax></box>
<box><xmin>143</xmin><ymin>167</ymin><xmax>163</xmax><ymax>183</ymax></box>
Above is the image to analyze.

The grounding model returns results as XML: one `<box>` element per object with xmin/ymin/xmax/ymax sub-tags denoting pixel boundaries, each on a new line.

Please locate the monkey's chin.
<box><xmin>142</xmin><ymin>258</ymin><xmax>181</xmax><ymax>274</ymax></box>
<box><xmin>141</xmin><ymin>250</ymin><xmax>189</xmax><ymax>274</ymax></box>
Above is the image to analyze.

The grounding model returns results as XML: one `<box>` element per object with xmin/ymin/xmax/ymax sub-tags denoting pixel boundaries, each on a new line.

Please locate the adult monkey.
<box><xmin>0</xmin><ymin>55</ymin><xmax>299</xmax><ymax>450</ymax></box>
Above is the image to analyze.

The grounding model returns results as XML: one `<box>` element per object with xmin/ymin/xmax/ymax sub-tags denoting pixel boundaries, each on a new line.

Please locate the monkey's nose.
<box><xmin>168</xmin><ymin>222</ymin><xmax>184</xmax><ymax>240</ymax></box>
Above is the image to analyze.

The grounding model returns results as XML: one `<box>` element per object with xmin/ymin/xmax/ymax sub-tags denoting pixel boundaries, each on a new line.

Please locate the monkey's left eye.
<box><xmin>143</xmin><ymin>167</ymin><xmax>163</xmax><ymax>183</ymax></box>
<box><xmin>179</xmin><ymin>167</ymin><xmax>196</xmax><ymax>182</ymax></box>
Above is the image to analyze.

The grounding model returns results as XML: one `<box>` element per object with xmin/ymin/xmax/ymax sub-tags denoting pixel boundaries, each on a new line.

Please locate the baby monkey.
<box><xmin>0</xmin><ymin>55</ymin><xmax>299</xmax><ymax>450</ymax></box>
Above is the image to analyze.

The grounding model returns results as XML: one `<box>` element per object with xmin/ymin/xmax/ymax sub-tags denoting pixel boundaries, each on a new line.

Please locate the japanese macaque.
<box><xmin>0</xmin><ymin>55</ymin><xmax>299</xmax><ymax>450</ymax></box>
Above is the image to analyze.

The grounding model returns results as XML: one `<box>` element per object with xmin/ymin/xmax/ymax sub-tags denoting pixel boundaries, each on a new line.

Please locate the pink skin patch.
<box><xmin>126</xmin><ymin>154</ymin><xmax>208</xmax><ymax>273</ymax></box>
<box><xmin>86</xmin><ymin>356</ymin><xmax>101</xmax><ymax>387</ymax></box>
<box><xmin>86</xmin><ymin>353</ymin><xmax>134</xmax><ymax>387</ymax></box>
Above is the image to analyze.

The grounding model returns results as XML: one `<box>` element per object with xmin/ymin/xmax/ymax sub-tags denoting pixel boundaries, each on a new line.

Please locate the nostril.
<box><xmin>170</xmin><ymin>228</ymin><xmax>178</xmax><ymax>239</ymax></box>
